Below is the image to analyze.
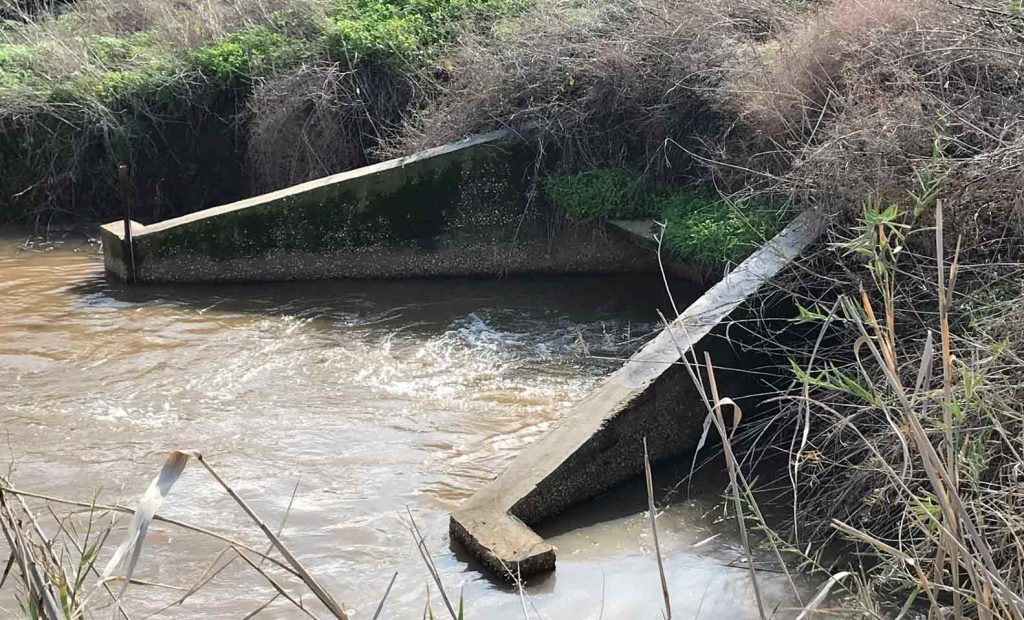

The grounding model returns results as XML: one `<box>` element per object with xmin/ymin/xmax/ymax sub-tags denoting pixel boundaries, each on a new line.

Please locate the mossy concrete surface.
<box><xmin>101</xmin><ymin>129</ymin><xmax>657</xmax><ymax>283</ymax></box>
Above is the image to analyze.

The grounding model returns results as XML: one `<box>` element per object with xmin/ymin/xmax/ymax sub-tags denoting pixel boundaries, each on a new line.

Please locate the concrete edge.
<box><xmin>604</xmin><ymin>219</ymin><xmax>712</xmax><ymax>283</ymax></box>
<box><xmin>100</xmin><ymin>127</ymin><xmax>522</xmax><ymax>242</ymax></box>
<box><xmin>448</xmin><ymin>209</ymin><xmax>825</xmax><ymax>579</ymax></box>
<box><xmin>449</xmin><ymin>511</ymin><xmax>555</xmax><ymax>579</ymax></box>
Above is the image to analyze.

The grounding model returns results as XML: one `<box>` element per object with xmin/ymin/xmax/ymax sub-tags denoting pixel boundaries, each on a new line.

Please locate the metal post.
<box><xmin>119</xmin><ymin>164</ymin><xmax>137</xmax><ymax>285</ymax></box>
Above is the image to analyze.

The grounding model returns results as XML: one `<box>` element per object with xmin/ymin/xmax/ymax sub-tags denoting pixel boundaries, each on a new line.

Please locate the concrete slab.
<box><xmin>101</xmin><ymin>128</ymin><xmax>660</xmax><ymax>284</ymax></box>
<box><xmin>449</xmin><ymin>210</ymin><xmax>824</xmax><ymax>579</ymax></box>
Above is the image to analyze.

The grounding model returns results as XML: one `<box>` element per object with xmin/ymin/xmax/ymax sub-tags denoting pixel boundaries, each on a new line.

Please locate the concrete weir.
<box><xmin>100</xmin><ymin>128</ymin><xmax>655</xmax><ymax>283</ymax></box>
<box><xmin>449</xmin><ymin>210</ymin><xmax>823</xmax><ymax>578</ymax></box>
<box><xmin>98</xmin><ymin>124</ymin><xmax>824</xmax><ymax>580</ymax></box>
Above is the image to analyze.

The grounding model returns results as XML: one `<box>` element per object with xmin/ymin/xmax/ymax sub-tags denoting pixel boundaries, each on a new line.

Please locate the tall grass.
<box><xmin>722</xmin><ymin>196</ymin><xmax>1024</xmax><ymax>618</ymax></box>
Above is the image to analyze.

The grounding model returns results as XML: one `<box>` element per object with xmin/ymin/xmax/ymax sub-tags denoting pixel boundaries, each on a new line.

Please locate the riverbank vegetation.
<box><xmin>0</xmin><ymin>0</ymin><xmax>524</xmax><ymax>225</ymax></box>
<box><xmin>543</xmin><ymin>169</ymin><xmax>784</xmax><ymax>266</ymax></box>
<box><xmin>3</xmin><ymin>0</ymin><xmax>1024</xmax><ymax>617</ymax></box>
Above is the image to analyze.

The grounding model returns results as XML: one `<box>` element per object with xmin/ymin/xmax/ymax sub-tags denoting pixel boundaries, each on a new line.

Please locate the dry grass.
<box><xmin>724</xmin><ymin>0</ymin><xmax>1024</xmax><ymax>234</ymax></box>
<box><xmin>1</xmin><ymin>0</ymin><xmax>324</xmax><ymax>52</ymax></box>
<box><xmin>387</xmin><ymin>0</ymin><xmax>788</xmax><ymax>181</ymax></box>
<box><xmin>734</xmin><ymin>197</ymin><xmax>1024</xmax><ymax>617</ymax></box>
<box><xmin>246</xmin><ymin>61</ymin><xmax>415</xmax><ymax>193</ymax></box>
<box><xmin>0</xmin><ymin>451</ymin><xmax>353</xmax><ymax>619</ymax></box>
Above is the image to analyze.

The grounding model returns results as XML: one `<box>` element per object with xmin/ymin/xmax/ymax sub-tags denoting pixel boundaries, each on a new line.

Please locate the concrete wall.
<box><xmin>101</xmin><ymin>129</ymin><xmax>658</xmax><ymax>284</ymax></box>
<box><xmin>449</xmin><ymin>210</ymin><xmax>824</xmax><ymax>579</ymax></box>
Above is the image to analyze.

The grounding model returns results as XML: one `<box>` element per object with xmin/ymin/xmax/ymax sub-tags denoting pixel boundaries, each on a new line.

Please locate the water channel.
<box><xmin>0</xmin><ymin>232</ymin><xmax>805</xmax><ymax>618</ymax></box>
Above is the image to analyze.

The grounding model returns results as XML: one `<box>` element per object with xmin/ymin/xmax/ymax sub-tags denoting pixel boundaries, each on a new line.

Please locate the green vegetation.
<box><xmin>544</xmin><ymin>168</ymin><xmax>784</xmax><ymax>265</ymax></box>
<box><xmin>189</xmin><ymin>28</ymin><xmax>307</xmax><ymax>84</ymax></box>
<box><xmin>0</xmin><ymin>0</ymin><xmax>529</xmax><ymax>225</ymax></box>
<box><xmin>542</xmin><ymin>168</ymin><xmax>652</xmax><ymax>219</ymax></box>
<box><xmin>0</xmin><ymin>0</ymin><xmax>525</xmax><ymax>101</ymax></box>
<box><xmin>658</xmin><ymin>191</ymin><xmax>782</xmax><ymax>265</ymax></box>
<box><xmin>323</xmin><ymin>0</ymin><xmax>524</xmax><ymax>62</ymax></box>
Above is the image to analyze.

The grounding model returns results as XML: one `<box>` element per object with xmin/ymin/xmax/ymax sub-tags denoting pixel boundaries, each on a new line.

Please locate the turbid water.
<box><xmin>0</xmin><ymin>232</ymin><xmax>806</xmax><ymax>618</ymax></box>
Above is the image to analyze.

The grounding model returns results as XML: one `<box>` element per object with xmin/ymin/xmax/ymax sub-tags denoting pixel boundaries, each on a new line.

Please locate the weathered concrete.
<box><xmin>449</xmin><ymin>210</ymin><xmax>824</xmax><ymax>579</ymax></box>
<box><xmin>605</xmin><ymin>219</ymin><xmax>714</xmax><ymax>283</ymax></box>
<box><xmin>101</xmin><ymin>129</ymin><xmax>658</xmax><ymax>284</ymax></box>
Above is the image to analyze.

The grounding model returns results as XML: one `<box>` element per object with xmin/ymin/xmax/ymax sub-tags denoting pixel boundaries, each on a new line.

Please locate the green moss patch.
<box><xmin>542</xmin><ymin>168</ymin><xmax>656</xmax><ymax>220</ymax></box>
<box><xmin>544</xmin><ymin>168</ymin><xmax>787</xmax><ymax>266</ymax></box>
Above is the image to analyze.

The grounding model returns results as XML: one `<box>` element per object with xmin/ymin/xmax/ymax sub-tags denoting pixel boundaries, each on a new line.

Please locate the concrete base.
<box><xmin>450</xmin><ymin>210</ymin><xmax>824</xmax><ymax>579</ymax></box>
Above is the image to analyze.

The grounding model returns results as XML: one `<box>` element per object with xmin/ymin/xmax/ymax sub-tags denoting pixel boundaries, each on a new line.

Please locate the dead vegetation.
<box><xmin>0</xmin><ymin>450</ymin><xmax>477</xmax><ymax>618</ymax></box>
<box><xmin>246</xmin><ymin>62</ymin><xmax>416</xmax><ymax>193</ymax></box>
<box><xmin>388</xmin><ymin>0</ymin><xmax>768</xmax><ymax>182</ymax></box>
<box><xmin>0</xmin><ymin>452</ymin><xmax>355</xmax><ymax>618</ymax></box>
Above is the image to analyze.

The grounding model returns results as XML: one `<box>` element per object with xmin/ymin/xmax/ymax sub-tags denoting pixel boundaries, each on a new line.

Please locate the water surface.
<box><xmin>0</xmin><ymin>233</ymin><xmax>804</xmax><ymax>618</ymax></box>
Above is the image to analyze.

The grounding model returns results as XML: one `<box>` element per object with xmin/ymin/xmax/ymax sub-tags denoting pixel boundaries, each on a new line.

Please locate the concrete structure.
<box><xmin>101</xmin><ymin>129</ymin><xmax>657</xmax><ymax>284</ymax></box>
<box><xmin>99</xmin><ymin>124</ymin><xmax>824</xmax><ymax>581</ymax></box>
<box><xmin>449</xmin><ymin>210</ymin><xmax>823</xmax><ymax>579</ymax></box>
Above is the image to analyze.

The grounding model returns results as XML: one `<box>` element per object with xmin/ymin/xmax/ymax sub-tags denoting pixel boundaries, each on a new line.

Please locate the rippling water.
<box><xmin>0</xmin><ymin>232</ymin><xmax>805</xmax><ymax>618</ymax></box>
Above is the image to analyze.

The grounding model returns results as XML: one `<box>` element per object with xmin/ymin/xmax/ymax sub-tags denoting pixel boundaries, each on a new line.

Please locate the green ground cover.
<box><xmin>0</xmin><ymin>0</ymin><xmax>523</xmax><ymax>103</ymax></box>
<box><xmin>543</xmin><ymin>168</ymin><xmax>785</xmax><ymax>266</ymax></box>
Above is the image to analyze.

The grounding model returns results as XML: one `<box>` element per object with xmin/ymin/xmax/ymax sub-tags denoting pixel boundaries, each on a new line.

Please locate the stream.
<box><xmin>0</xmin><ymin>232</ymin><xmax>806</xmax><ymax>618</ymax></box>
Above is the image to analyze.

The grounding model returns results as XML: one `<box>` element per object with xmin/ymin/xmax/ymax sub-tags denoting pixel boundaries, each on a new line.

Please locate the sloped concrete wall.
<box><xmin>450</xmin><ymin>210</ymin><xmax>824</xmax><ymax>579</ymax></box>
<box><xmin>102</xmin><ymin>129</ymin><xmax>657</xmax><ymax>284</ymax></box>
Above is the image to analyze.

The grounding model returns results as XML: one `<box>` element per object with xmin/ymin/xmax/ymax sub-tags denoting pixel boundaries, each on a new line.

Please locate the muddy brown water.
<box><xmin>0</xmin><ymin>233</ymin><xmax>807</xmax><ymax>618</ymax></box>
